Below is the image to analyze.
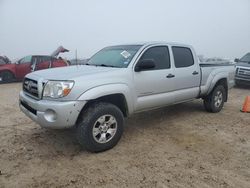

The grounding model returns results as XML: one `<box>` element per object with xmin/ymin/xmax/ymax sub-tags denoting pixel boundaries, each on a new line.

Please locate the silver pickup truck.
<box><xmin>19</xmin><ymin>42</ymin><xmax>235</xmax><ymax>152</ymax></box>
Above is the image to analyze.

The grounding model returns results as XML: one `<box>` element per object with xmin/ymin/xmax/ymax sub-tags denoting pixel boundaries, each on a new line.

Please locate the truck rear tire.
<box><xmin>0</xmin><ymin>71</ymin><xmax>14</xmax><ymax>83</ymax></box>
<box><xmin>76</xmin><ymin>102</ymin><xmax>124</xmax><ymax>152</ymax></box>
<box><xmin>203</xmin><ymin>85</ymin><xmax>226</xmax><ymax>113</ymax></box>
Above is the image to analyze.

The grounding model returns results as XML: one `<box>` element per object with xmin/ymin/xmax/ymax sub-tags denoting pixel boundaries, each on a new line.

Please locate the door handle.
<box><xmin>192</xmin><ymin>71</ymin><xmax>199</xmax><ymax>75</ymax></box>
<box><xmin>166</xmin><ymin>74</ymin><xmax>175</xmax><ymax>78</ymax></box>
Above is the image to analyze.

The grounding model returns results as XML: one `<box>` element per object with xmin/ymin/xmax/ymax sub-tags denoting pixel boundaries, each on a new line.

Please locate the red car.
<box><xmin>0</xmin><ymin>55</ymin><xmax>68</xmax><ymax>83</ymax></box>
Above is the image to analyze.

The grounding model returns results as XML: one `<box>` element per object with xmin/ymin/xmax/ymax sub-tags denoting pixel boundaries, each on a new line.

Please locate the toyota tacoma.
<box><xmin>19</xmin><ymin>42</ymin><xmax>235</xmax><ymax>152</ymax></box>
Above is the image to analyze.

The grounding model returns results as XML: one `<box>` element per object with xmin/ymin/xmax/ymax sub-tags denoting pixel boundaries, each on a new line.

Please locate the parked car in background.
<box><xmin>19</xmin><ymin>42</ymin><xmax>235</xmax><ymax>152</ymax></box>
<box><xmin>69</xmin><ymin>58</ymin><xmax>89</xmax><ymax>65</ymax></box>
<box><xmin>0</xmin><ymin>55</ymin><xmax>68</xmax><ymax>83</ymax></box>
<box><xmin>235</xmin><ymin>53</ymin><xmax>250</xmax><ymax>86</ymax></box>
<box><xmin>0</xmin><ymin>55</ymin><xmax>11</xmax><ymax>65</ymax></box>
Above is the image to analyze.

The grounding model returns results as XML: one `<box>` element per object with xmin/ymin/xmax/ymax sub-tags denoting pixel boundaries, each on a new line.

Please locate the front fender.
<box><xmin>77</xmin><ymin>83</ymin><xmax>134</xmax><ymax>114</ymax></box>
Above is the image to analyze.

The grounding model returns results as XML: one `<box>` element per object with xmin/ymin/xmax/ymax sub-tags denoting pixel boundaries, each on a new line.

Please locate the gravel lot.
<box><xmin>0</xmin><ymin>83</ymin><xmax>250</xmax><ymax>188</ymax></box>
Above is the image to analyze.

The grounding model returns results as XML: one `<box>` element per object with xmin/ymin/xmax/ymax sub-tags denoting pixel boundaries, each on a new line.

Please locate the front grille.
<box><xmin>23</xmin><ymin>78</ymin><xmax>39</xmax><ymax>99</ymax></box>
<box><xmin>236</xmin><ymin>68</ymin><xmax>250</xmax><ymax>80</ymax></box>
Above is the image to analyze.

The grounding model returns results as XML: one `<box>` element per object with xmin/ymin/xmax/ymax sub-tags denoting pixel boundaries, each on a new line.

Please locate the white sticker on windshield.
<box><xmin>120</xmin><ymin>51</ymin><xmax>131</xmax><ymax>59</ymax></box>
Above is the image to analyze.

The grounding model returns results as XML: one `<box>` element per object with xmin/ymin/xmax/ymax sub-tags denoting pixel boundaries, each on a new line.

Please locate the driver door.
<box><xmin>133</xmin><ymin>46</ymin><xmax>175</xmax><ymax>112</ymax></box>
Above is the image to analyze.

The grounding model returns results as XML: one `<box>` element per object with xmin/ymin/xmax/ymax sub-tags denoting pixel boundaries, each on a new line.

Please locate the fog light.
<box><xmin>44</xmin><ymin>109</ymin><xmax>57</xmax><ymax>122</ymax></box>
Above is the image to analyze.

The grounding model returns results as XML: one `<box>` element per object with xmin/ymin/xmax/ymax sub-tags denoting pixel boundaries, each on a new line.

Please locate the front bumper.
<box><xmin>19</xmin><ymin>91</ymin><xmax>86</xmax><ymax>129</ymax></box>
<box><xmin>235</xmin><ymin>78</ymin><xmax>250</xmax><ymax>85</ymax></box>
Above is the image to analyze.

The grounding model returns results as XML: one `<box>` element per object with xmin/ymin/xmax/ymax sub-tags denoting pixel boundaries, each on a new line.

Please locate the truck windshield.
<box><xmin>87</xmin><ymin>45</ymin><xmax>142</xmax><ymax>68</ymax></box>
<box><xmin>240</xmin><ymin>53</ymin><xmax>250</xmax><ymax>63</ymax></box>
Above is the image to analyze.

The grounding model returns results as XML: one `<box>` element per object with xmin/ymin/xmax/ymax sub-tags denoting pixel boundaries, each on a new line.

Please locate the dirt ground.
<box><xmin>0</xmin><ymin>83</ymin><xmax>250</xmax><ymax>188</ymax></box>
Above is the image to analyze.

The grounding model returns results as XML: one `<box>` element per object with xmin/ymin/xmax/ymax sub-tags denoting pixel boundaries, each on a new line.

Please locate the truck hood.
<box><xmin>26</xmin><ymin>65</ymin><xmax>129</xmax><ymax>100</ymax></box>
<box><xmin>28</xmin><ymin>65</ymin><xmax>117</xmax><ymax>80</ymax></box>
<box><xmin>236</xmin><ymin>62</ymin><xmax>250</xmax><ymax>68</ymax></box>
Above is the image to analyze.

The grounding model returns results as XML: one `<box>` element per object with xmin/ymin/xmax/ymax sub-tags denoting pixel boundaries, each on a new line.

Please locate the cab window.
<box><xmin>172</xmin><ymin>47</ymin><xmax>194</xmax><ymax>68</ymax></box>
<box><xmin>139</xmin><ymin>46</ymin><xmax>170</xmax><ymax>70</ymax></box>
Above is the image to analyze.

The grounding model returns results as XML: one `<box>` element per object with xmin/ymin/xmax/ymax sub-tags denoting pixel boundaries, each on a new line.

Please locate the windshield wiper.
<box><xmin>90</xmin><ymin>64</ymin><xmax>118</xmax><ymax>68</ymax></box>
<box><xmin>85</xmin><ymin>62</ymin><xmax>120</xmax><ymax>67</ymax></box>
<box><xmin>84</xmin><ymin>63</ymin><xmax>97</xmax><ymax>66</ymax></box>
<box><xmin>99</xmin><ymin>64</ymin><xmax>118</xmax><ymax>67</ymax></box>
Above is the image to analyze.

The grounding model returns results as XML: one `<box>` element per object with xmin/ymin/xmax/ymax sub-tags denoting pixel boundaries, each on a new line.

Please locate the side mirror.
<box><xmin>234</xmin><ymin>58</ymin><xmax>239</xmax><ymax>63</ymax></box>
<box><xmin>135</xmin><ymin>59</ymin><xmax>155</xmax><ymax>72</ymax></box>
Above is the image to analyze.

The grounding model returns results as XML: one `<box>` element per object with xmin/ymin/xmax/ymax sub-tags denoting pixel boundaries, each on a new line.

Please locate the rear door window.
<box><xmin>172</xmin><ymin>47</ymin><xmax>194</xmax><ymax>68</ymax></box>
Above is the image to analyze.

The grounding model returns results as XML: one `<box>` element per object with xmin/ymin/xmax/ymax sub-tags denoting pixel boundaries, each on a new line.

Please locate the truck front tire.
<box><xmin>76</xmin><ymin>102</ymin><xmax>124</xmax><ymax>152</ymax></box>
<box><xmin>203</xmin><ymin>85</ymin><xmax>226</xmax><ymax>113</ymax></box>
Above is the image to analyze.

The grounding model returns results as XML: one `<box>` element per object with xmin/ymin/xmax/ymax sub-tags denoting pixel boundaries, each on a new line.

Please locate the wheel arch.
<box><xmin>0</xmin><ymin>69</ymin><xmax>16</xmax><ymax>80</ymax></box>
<box><xmin>0</xmin><ymin>68</ymin><xmax>15</xmax><ymax>75</ymax></box>
<box><xmin>208</xmin><ymin>77</ymin><xmax>228</xmax><ymax>102</ymax></box>
<box><xmin>77</xmin><ymin>84</ymin><xmax>133</xmax><ymax>119</ymax></box>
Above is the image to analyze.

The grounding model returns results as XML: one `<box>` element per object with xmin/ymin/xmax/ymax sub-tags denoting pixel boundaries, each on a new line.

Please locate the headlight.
<box><xmin>43</xmin><ymin>81</ymin><xmax>74</xmax><ymax>99</ymax></box>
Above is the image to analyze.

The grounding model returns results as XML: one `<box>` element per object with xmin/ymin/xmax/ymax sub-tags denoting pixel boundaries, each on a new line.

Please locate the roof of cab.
<box><xmin>110</xmin><ymin>41</ymin><xmax>193</xmax><ymax>48</ymax></box>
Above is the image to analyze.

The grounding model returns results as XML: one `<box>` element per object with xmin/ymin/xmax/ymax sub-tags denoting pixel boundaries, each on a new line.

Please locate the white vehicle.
<box><xmin>19</xmin><ymin>42</ymin><xmax>235</xmax><ymax>152</ymax></box>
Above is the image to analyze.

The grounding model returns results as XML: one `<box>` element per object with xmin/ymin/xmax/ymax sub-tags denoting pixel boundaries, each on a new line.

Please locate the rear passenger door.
<box><xmin>133</xmin><ymin>45</ymin><xmax>175</xmax><ymax>111</ymax></box>
<box><xmin>171</xmin><ymin>46</ymin><xmax>200</xmax><ymax>102</ymax></box>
